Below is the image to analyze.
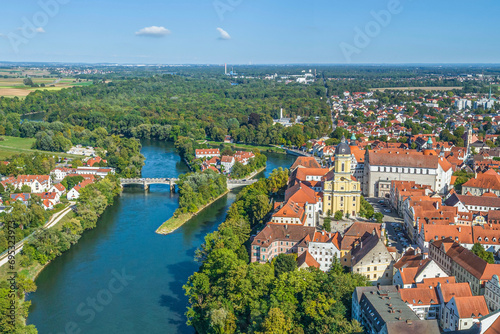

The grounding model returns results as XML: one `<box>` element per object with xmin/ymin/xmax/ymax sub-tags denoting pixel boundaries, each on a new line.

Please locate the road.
<box><xmin>365</xmin><ymin>197</ymin><xmax>408</xmax><ymax>253</ymax></box>
<box><xmin>0</xmin><ymin>203</ymin><xmax>75</xmax><ymax>267</ymax></box>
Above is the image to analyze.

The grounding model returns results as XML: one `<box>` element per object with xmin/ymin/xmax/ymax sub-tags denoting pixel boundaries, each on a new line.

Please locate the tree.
<box><xmin>471</xmin><ymin>243</ymin><xmax>495</xmax><ymax>264</ymax></box>
<box><xmin>374</xmin><ymin>212</ymin><xmax>384</xmax><ymax>224</ymax></box>
<box><xmin>323</xmin><ymin>217</ymin><xmax>331</xmax><ymax>232</ymax></box>
<box><xmin>334</xmin><ymin>210</ymin><xmax>343</xmax><ymax>220</ymax></box>
<box><xmin>263</xmin><ymin>308</ymin><xmax>292</xmax><ymax>334</ymax></box>
<box><xmin>273</xmin><ymin>254</ymin><xmax>297</xmax><ymax>278</ymax></box>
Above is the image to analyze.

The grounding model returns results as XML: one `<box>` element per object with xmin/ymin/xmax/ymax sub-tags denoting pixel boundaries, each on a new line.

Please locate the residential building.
<box><xmin>66</xmin><ymin>179</ymin><xmax>94</xmax><ymax>200</ymax></box>
<box><xmin>351</xmin><ymin>232</ymin><xmax>397</xmax><ymax>285</ymax></box>
<box><xmin>270</xmin><ymin>201</ymin><xmax>306</xmax><ymax>225</ymax></box>
<box><xmin>50</xmin><ymin>167</ymin><xmax>74</xmax><ymax>181</ymax></box>
<box><xmin>353</xmin><ymin>286</ymin><xmax>441</xmax><ymax>334</ymax></box>
<box><xmin>194</xmin><ymin>149</ymin><xmax>220</xmax><ymax>159</ymax></box>
<box><xmin>340</xmin><ymin>222</ymin><xmax>383</xmax><ymax>267</ymax></box>
<box><xmin>307</xmin><ymin>231</ymin><xmax>342</xmax><ymax>272</ymax></box>
<box><xmin>250</xmin><ymin>224</ymin><xmax>315</xmax><ymax>263</ymax></box>
<box><xmin>485</xmin><ymin>275</ymin><xmax>500</xmax><ymax>312</ymax></box>
<box><xmin>1</xmin><ymin>175</ymin><xmax>51</xmax><ymax>193</ymax></box>
<box><xmin>442</xmin><ymin>296</ymin><xmax>489</xmax><ymax>331</ymax></box>
<box><xmin>74</xmin><ymin>167</ymin><xmax>114</xmax><ymax>177</ymax></box>
<box><xmin>429</xmin><ymin>239</ymin><xmax>500</xmax><ymax>295</ymax></box>
<box><xmin>463</xmin><ymin>169</ymin><xmax>500</xmax><ymax>196</ymax></box>
<box><xmin>399</xmin><ymin>287</ymin><xmax>441</xmax><ymax>320</ymax></box>
<box><xmin>445</xmin><ymin>192</ymin><xmax>500</xmax><ymax>213</ymax></box>
<box><xmin>220</xmin><ymin>156</ymin><xmax>235</xmax><ymax>173</ymax></box>
<box><xmin>284</xmin><ymin>182</ymin><xmax>322</xmax><ymax>227</ymax></box>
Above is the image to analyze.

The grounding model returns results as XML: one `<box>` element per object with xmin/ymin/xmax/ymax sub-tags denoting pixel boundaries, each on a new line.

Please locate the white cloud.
<box><xmin>35</xmin><ymin>27</ymin><xmax>45</xmax><ymax>33</ymax></box>
<box><xmin>135</xmin><ymin>26</ymin><xmax>171</xmax><ymax>37</ymax></box>
<box><xmin>216</xmin><ymin>27</ymin><xmax>231</xmax><ymax>40</ymax></box>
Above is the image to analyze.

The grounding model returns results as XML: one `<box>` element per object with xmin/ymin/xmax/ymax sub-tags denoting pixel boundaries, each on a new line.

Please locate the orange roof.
<box><xmin>284</xmin><ymin>182</ymin><xmax>319</xmax><ymax>205</ymax></box>
<box><xmin>463</xmin><ymin>169</ymin><xmax>500</xmax><ymax>191</ymax></box>
<box><xmin>290</xmin><ymin>157</ymin><xmax>321</xmax><ymax>170</ymax></box>
<box><xmin>398</xmin><ymin>267</ymin><xmax>419</xmax><ymax>284</ymax></box>
<box><xmin>297</xmin><ymin>250</ymin><xmax>320</xmax><ymax>268</ymax></box>
<box><xmin>454</xmin><ymin>296</ymin><xmax>489</xmax><ymax>319</ymax></box>
<box><xmin>272</xmin><ymin>201</ymin><xmax>305</xmax><ymax>221</ymax></box>
<box><xmin>311</xmin><ymin>231</ymin><xmax>342</xmax><ymax>249</ymax></box>
<box><xmin>416</xmin><ymin>276</ymin><xmax>456</xmax><ymax>288</ymax></box>
<box><xmin>439</xmin><ymin>282</ymin><xmax>472</xmax><ymax>303</ymax></box>
<box><xmin>399</xmin><ymin>287</ymin><xmax>439</xmax><ymax>305</ymax></box>
<box><xmin>422</xmin><ymin>225</ymin><xmax>473</xmax><ymax>244</ymax></box>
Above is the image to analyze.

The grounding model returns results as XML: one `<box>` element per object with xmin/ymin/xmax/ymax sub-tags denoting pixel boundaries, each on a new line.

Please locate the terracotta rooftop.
<box><xmin>463</xmin><ymin>169</ymin><xmax>500</xmax><ymax>191</ymax></box>
<box><xmin>438</xmin><ymin>282</ymin><xmax>473</xmax><ymax>303</ymax></box>
<box><xmin>399</xmin><ymin>287</ymin><xmax>440</xmax><ymax>305</ymax></box>
<box><xmin>454</xmin><ymin>296</ymin><xmax>489</xmax><ymax>319</ymax></box>
<box><xmin>297</xmin><ymin>250</ymin><xmax>320</xmax><ymax>269</ymax></box>
<box><xmin>290</xmin><ymin>157</ymin><xmax>321</xmax><ymax>170</ymax></box>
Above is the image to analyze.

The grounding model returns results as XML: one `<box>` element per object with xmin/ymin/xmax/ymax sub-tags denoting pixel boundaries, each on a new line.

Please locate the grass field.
<box><xmin>370</xmin><ymin>86</ymin><xmax>463</xmax><ymax>92</ymax></box>
<box><xmin>0</xmin><ymin>136</ymin><xmax>79</xmax><ymax>159</ymax></box>
<box><xmin>0</xmin><ymin>77</ymin><xmax>93</xmax><ymax>98</ymax></box>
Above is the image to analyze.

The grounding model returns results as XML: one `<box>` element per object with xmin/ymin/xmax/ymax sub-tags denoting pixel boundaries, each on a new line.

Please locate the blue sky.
<box><xmin>1</xmin><ymin>0</ymin><xmax>499</xmax><ymax>64</ymax></box>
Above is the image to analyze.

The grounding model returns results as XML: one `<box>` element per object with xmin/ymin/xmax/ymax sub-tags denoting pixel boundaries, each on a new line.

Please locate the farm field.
<box><xmin>0</xmin><ymin>136</ymin><xmax>79</xmax><ymax>159</ymax></box>
<box><xmin>370</xmin><ymin>86</ymin><xmax>463</xmax><ymax>92</ymax></box>
<box><xmin>0</xmin><ymin>76</ymin><xmax>93</xmax><ymax>98</ymax></box>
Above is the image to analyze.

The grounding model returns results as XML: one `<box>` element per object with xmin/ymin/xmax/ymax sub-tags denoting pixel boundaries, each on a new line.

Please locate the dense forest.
<box><xmin>0</xmin><ymin>75</ymin><xmax>332</xmax><ymax>148</ymax></box>
<box><xmin>184</xmin><ymin>168</ymin><xmax>370</xmax><ymax>334</ymax></box>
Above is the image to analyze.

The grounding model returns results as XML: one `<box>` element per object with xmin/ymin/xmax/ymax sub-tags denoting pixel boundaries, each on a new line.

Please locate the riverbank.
<box><xmin>155</xmin><ymin>189</ymin><xmax>230</xmax><ymax>235</ymax></box>
<box><xmin>206</xmin><ymin>141</ymin><xmax>286</xmax><ymax>154</ymax></box>
<box><xmin>233</xmin><ymin>165</ymin><xmax>265</xmax><ymax>180</ymax></box>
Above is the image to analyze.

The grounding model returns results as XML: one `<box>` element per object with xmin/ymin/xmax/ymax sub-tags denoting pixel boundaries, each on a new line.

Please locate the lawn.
<box><xmin>0</xmin><ymin>136</ymin><xmax>80</xmax><ymax>159</ymax></box>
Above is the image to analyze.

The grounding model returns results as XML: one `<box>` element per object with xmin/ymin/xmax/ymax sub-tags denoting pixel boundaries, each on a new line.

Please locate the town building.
<box><xmin>353</xmin><ymin>286</ymin><xmax>441</xmax><ymax>334</ymax></box>
<box><xmin>284</xmin><ymin>182</ymin><xmax>322</xmax><ymax>227</ymax></box>
<box><xmin>307</xmin><ymin>230</ymin><xmax>341</xmax><ymax>272</ymax></box>
<box><xmin>194</xmin><ymin>149</ymin><xmax>220</xmax><ymax>159</ymax></box>
<box><xmin>363</xmin><ymin>149</ymin><xmax>453</xmax><ymax>197</ymax></box>
<box><xmin>462</xmin><ymin>169</ymin><xmax>500</xmax><ymax>196</ymax></box>
<box><xmin>485</xmin><ymin>274</ymin><xmax>500</xmax><ymax>312</ymax></box>
<box><xmin>350</xmin><ymin>231</ymin><xmax>397</xmax><ymax>285</ymax></box>
<box><xmin>1</xmin><ymin>175</ymin><xmax>52</xmax><ymax>193</ymax></box>
<box><xmin>250</xmin><ymin>224</ymin><xmax>315</xmax><ymax>263</ymax></box>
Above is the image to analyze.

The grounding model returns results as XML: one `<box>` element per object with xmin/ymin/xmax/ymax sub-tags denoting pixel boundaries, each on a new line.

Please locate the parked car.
<box><xmin>384</xmin><ymin>209</ymin><xmax>391</xmax><ymax>213</ymax></box>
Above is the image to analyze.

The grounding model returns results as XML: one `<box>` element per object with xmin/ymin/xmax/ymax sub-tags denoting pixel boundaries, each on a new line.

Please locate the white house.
<box><xmin>1</xmin><ymin>175</ymin><xmax>51</xmax><ymax>193</ymax></box>
<box><xmin>75</xmin><ymin>167</ymin><xmax>114</xmax><ymax>177</ymax></box>
<box><xmin>442</xmin><ymin>296</ymin><xmax>489</xmax><ymax>332</ymax></box>
<box><xmin>50</xmin><ymin>167</ymin><xmax>74</xmax><ymax>181</ymax></box>
<box><xmin>393</xmin><ymin>260</ymin><xmax>448</xmax><ymax>288</ymax></box>
<box><xmin>308</xmin><ymin>231</ymin><xmax>341</xmax><ymax>272</ymax></box>
<box><xmin>485</xmin><ymin>275</ymin><xmax>500</xmax><ymax>312</ymax></box>
<box><xmin>195</xmin><ymin>149</ymin><xmax>220</xmax><ymax>160</ymax></box>
<box><xmin>220</xmin><ymin>156</ymin><xmax>235</xmax><ymax>174</ymax></box>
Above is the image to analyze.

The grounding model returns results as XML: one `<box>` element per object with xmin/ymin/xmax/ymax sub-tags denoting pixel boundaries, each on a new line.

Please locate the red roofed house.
<box><xmin>67</xmin><ymin>179</ymin><xmax>95</xmax><ymax>200</ymax></box>
<box><xmin>442</xmin><ymin>296</ymin><xmax>489</xmax><ymax>332</ymax></box>
<box><xmin>250</xmin><ymin>224</ymin><xmax>315</xmax><ymax>263</ymax></box>
<box><xmin>284</xmin><ymin>182</ymin><xmax>322</xmax><ymax>227</ymax></box>
<box><xmin>49</xmin><ymin>183</ymin><xmax>67</xmax><ymax>196</ymax></box>
<box><xmin>307</xmin><ymin>230</ymin><xmax>342</xmax><ymax>272</ymax></box>
<box><xmin>1</xmin><ymin>175</ymin><xmax>51</xmax><ymax>193</ymax></box>
<box><xmin>86</xmin><ymin>156</ymin><xmax>107</xmax><ymax>167</ymax></box>
<box><xmin>195</xmin><ymin>149</ymin><xmax>220</xmax><ymax>159</ymax></box>
<box><xmin>463</xmin><ymin>169</ymin><xmax>500</xmax><ymax>196</ymax></box>
<box><xmin>271</xmin><ymin>201</ymin><xmax>306</xmax><ymax>225</ymax></box>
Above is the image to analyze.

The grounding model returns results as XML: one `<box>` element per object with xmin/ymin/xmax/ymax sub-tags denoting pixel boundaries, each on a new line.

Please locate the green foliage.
<box><xmin>374</xmin><ymin>212</ymin><xmax>384</xmax><ymax>224</ymax></box>
<box><xmin>323</xmin><ymin>217</ymin><xmax>331</xmax><ymax>232</ymax></box>
<box><xmin>471</xmin><ymin>243</ymin><xmax>495</xmax><ymax>264</ymax></box>
<box><xmin>358</xmin><ymin>196</ymin><xmax>374</xmax><ymax>219</ymax></box>
<box><xmin>453</xmin><ymin>170</ymin><xmax>475</xmax><ymax>194</ymax></box>
<box><xmin>175</xmin><ymin>170</ymin><xmax>227</xmax><ymax>215</ymax></box>
<box><xmin>61</xmin><ymin>175</ymin><xmax>84</xmax><ymax>190</ymax></box>
<box><xmin>273</xmin><ymin>254</ymin><xmax>297</xmax><ymax>278</ymax></box>
<box><xmin>334</xmin><ymin>210</ymin><xmax>343</xmax><ymax>221</ymax></box>
<box><xmin>185</xmin><ymin>169</ymin><xmax>370</xmax><ymax>334</ymax></box>
<box><xmin>230</xmin><ymin>150</ymin><xmax>267</xmax><ymax>179</ymax></box>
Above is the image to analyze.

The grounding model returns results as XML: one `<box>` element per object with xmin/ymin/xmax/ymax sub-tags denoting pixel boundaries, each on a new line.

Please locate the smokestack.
<box><xmin>280</xmin><ymin>108</ymin><xmax>283</xmax><ymax>119</ymax></box>
<box><xmin>225</xmin><ymin>63</ymin><xmax>227</xmax><ymax>75</ymax></box>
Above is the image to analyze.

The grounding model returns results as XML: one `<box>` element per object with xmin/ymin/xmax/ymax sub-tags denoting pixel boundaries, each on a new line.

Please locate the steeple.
<box><xmin>350</xmin><ymin>133</ymin><xmax>357</xmax><ymax>146</ymax></box>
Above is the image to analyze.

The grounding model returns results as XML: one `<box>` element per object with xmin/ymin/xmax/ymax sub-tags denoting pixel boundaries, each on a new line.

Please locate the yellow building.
<box><xmin>323</xmin><ymin>136</ymin><xmax>361</xmax><ymax>218</ymax></box>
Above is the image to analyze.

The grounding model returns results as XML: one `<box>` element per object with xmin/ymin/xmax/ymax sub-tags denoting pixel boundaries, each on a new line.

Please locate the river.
<box><xmin>27</xmin><ymin>140</ymin><xmax>296</xmax><ymax>334</ymax></box>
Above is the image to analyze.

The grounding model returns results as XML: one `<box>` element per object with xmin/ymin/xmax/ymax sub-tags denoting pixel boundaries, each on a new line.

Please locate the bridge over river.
<box><xmin>120</xmin><ymin>177</ymin><xmax>257</xmax><ymax>191</ymax></box>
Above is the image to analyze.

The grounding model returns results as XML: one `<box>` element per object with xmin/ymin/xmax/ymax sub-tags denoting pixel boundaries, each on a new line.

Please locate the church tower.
<box><xmin>323</xmin><ymin>136</ymin><xmax>361</xmax><ymax>218</ymax></box>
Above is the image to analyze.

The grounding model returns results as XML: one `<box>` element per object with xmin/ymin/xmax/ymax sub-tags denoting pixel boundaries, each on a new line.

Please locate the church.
<box><xmin>322</xmin><ymin>136</ymin><xmax>361</xmax><ymax>218</ymax></box>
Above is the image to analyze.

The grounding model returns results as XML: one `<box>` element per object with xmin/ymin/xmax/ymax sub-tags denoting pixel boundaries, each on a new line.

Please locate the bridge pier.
<box><xmin>143</xmin><ymin>182</ymin><xmax>149</xmax><ymax>191</ymax></box>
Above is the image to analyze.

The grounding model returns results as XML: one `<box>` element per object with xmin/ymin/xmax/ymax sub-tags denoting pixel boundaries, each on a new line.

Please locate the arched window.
<box><xmin>342</xmin><ymin>162</ymin><xmax>345</xmax><ymax>172</ymax></box>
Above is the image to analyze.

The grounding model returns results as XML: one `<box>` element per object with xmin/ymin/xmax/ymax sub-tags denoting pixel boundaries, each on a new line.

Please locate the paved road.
<box><xmin>0</xmin><ymin>203</ymin><xmax>75</xmax><ymax>267</ymax></box>
<box><xmin>366</xmin><ymin>197</ymin><xmax>408</xmax><ymax>253</ymax></box>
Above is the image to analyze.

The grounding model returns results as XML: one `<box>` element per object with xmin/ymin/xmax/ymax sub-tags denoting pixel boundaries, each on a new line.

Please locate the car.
<box><xmin>378</xmin><ymin>200</ymin><xmax>385</xmax><ymax>204</ymax></box>
<box><xmin>384</xmin><ymin>209</ymin><xmax>391</xmax><ymax>213</ymax></box>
